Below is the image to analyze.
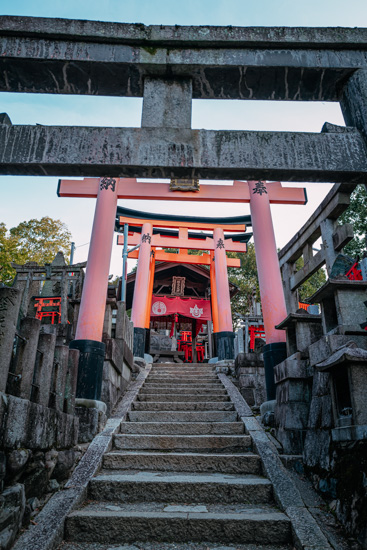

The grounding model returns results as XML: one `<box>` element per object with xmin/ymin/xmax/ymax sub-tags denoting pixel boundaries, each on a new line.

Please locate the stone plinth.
<box><xmin>274</xmin><ymin>353</ymin><xmax>312</xmax><ymax>454</ymax></box>
<box><xmin>309</xmin><ymin>279</ymin><xmax>367</xmax><ymax>335</ymax></box>
<box><xmin>276</xmin><ymin>312</ymin><xmax>323</xmax><ymax>357</ymax></box>
<box><xmin>316</xmin><ymin>342</ymin><xmax>367</xmax><ymax>439</ymax></box>
<box><xmin>235</xmin><ymin>352</ymin><xmax>266</xmax><ymax>408</ymax></box>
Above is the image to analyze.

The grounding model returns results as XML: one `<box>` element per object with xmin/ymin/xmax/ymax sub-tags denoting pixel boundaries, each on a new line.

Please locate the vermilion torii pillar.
<box><xmin>131</xmin><ymin>222</ymin><xmax>153</xmax><ymax>357</ymax></box>
<box><xmin>248</xmin><ymin>180</ymin><xmax>288</xmax><ymax>400</ymax></box>
<box><xmin>213</xmin><ymin>227</ymin><xmax>235</xmax><ymax>358</ymax></box>
<box><xmin>69</xmin><ymin>177</ymin><xmax>118</xmax><ymax>401</ymax></box>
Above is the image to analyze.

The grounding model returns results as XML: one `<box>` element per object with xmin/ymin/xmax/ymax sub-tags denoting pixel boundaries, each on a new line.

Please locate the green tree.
<box><xmin>227</xmin><ymin>244</ymin><xmax>260</xmax><ymax>323</ymax></box>
<box><xmin>295</xmin><ymin>257</ymin><xmax>327</xmax><ymax>302</ymax></box>
<box><xmin>0</xmin><ymin>217</ymin><xmax>72</xmax><ymax>285</ymax></box>
<box><xmin>0</xmin><ymin>223</ymin><xmax>26</xmax><ymax>285</ymax></box>
<box><xmin>339</xmin><ymin>184</ymin><xmax>367</xmax><ymax>257</ymax></box>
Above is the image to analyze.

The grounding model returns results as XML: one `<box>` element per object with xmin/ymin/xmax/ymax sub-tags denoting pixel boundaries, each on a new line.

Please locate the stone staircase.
<box><xmin>61</xmin><ymin>363</ymin><xmax>293</xmax><ymax>549</ymax></box>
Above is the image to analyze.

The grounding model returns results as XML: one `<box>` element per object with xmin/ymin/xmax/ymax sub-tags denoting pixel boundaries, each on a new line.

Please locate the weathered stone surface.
<box><xmin>1</xmin><ymin>124</ymin><xmax>367</xmax><ymax>182</ymax></box>
<box><xmin>0</xmin><ymin>287</ymin><xmax>22</xmax><ymax>393</ymax></box>
<box><xmin>76</xmin><ymin>407</ymin><xmax>99</xmax><ymax>444</ymax></box>
<box><xmin>65</xmin><ymin>508</ymin><xmax>291</xmax><ymax>544</ymax></box>
<box><xmin>142</xmin><ymin>77</ymin><xmax>192</xmax><ymax>129</ymax></box>
<box><xmin>7</xmin><ymin>449</ymin><xmax>31</xmax><ymax>475</ymax></box>
<box><xmin>274</xmin><ymin>355</ymin><xmax>311</xmax><ymax>384</ymax></box>
<box><xmin>276</xmin><ymin>379</ymin><xmax>312</xmax><ymax>404</ymax></box>
<box><xmin>303</xmin><ymin>429</ymin><xmax>331</xmax><ymax>470</ymax></box>
<box><xmin>0</xmin><ymin>483</ymin><xmax>25</xmax><ymax>550</ymax></box>
<box><xmin>275</xmin><ymin>402</ymin><xmax>310</xmax><ymax>430</ymax></box>
<box><xmin>307</xmin><ymin>396</ymin><xmax>333</xmax><ymax>429</ymax></box>
<box><xmin>53</xmin><ymin>450</ymin><xmax>76</xmax><ymax>481</ymax></box>
<box><xmin>89</xmin><ymin>472</ymin><xmax>272</xmax><ymax>505</ymax></box>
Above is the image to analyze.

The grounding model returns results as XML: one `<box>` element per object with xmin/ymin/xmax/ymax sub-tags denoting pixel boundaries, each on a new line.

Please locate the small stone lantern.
<box><xmin>316</xmin><ymin>342</ymin><xmax>367</xmax><ymax>442</ymax></box>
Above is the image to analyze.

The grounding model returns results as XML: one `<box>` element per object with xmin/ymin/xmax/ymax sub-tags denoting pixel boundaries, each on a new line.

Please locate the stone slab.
<box><xmin>103</xmin><ymin>452</ymin><xmax>262</xmax><ymax>475</ymax></box>
<box><xmin>128</xmin><ymin>410</ymin><xmax>238</xmax><ymax>423</ymax></box>
<box><xmin>89</xmin><ymin>472</ymin><xmax>272</xmax><ymax>504</ymax></box>
<box><xmin>1</xmin><ymin>125</ymin><xmax>367</xmax><ymax>182</ymax></box>
<box><xmin>132</xmin><ymin>401</ymin><xmax>234</xmax><ymax>411</ymax></box>
<box><xmin>137</xmin><ymin>393</ymin><xmax>230</xmax><ymax>402</ymax></box>
<box><xmin>65</xmin><ymin>509</ymin><xmax>291</xmax><ymax>544</ymax></box>
<box><xmin>119</xmin><ymin>421</ymin><xmax>244</xmax><ymax>435</ymax></box>
<box><xmin>113</xmin><ymin>434</ymin><xmax>251</xmax><ymax>452</ymax></box>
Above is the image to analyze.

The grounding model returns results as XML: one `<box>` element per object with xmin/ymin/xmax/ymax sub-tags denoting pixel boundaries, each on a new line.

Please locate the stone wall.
<box><xmin>235</xmin><ymin>352</ymin><xmax>266</xmax><ymax>409</ymax></box>
<box><xmin>0</xmin><ymin>286</ymin><xmax>81</xmax><ymax>549</ymax></box>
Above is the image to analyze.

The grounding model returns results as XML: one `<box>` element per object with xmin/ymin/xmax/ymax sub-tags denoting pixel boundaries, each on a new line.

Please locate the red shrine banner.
<box><xmin>151</xmin><ymin>296</ymin><xmax>211</xmax><ymax>321</ymax></box>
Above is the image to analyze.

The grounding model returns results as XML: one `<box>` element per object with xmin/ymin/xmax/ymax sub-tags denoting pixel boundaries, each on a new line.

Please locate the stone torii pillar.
<box><xmin>131</xmin><ymin>222</ymin><xmax>153</xmax><ymax>357</ymax></box>
<box><xmin>213</xmin><ymin>227</ymin><xmax>235</xmax><ymax>359</ymax></box>
<box><xmin>69</xmin><ymin>177</ymin><xmax>118</xmax><ymax>400</ymax></box>
<box><xmin>248</xmin><ymin>180</ymin><xmax>288</xmax><ymax>400</ymax></box>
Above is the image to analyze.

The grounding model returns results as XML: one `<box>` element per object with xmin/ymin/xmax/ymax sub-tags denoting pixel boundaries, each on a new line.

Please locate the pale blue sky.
<box><xmin>0</xmin><ymin>0</ymin><xmax>365</xmax><ymax>275</ymax></box>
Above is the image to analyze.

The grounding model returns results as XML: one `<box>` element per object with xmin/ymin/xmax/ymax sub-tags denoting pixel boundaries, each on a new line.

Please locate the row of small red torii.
<box><xmin>58</xmin><ymin>178</ymin><xmax>307</xmax><ymax>358</ymax></box>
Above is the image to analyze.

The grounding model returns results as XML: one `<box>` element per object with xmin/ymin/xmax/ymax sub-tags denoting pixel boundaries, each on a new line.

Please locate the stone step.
<box><xmin>103</xmin><ymin>452</ymin><xmax>263</xmax><ymax>474</ymax></box>
<box><xmin>152</xmin><ymin>363</ymin><xmax>213</xmax><ymax>368</ymax></box>
<box><xmin>113</xmin><ymin>434</ymin><xmax>251</xmax><ymax>452</ymax></box>
<box><xmin>88</xmin><ymin>472</ymin><xmax>273</xmax><ymax>504</ymax></box>
<box><xmin>128</xmin><ymin>410</ymin><xmax>237</xmax><ymax>423</ymax></box>
<box><xmin>145</xmin><ymin>381</ymin><xmax>222</xmax><ymax>387</ymax></box>
<box><xmin>59</xmin><ymin>542</ymin><xmax>293</xmax><ymax>550</ymax></box>
<box><xmin>65</xmin><ymin>504</ymin><xmax>291</xmax><ymax>544</ymax></box>
<box><xmin>143</xmin><ymin>384</ymin><xmax>224</xmax><ymax>391</ymax></box>
<box><xmin>147</xmin><ymin>373</ymin><xmax>221</xmax><ymax>384</ymax></box>
<box><xmin>132</xmin><ymin>401</ymin><xmax>234</xmax><ymax>412</ymax></box>
<box><xmin>137</xmin><ymin>393</ymin><xmax>230</xmax><ymax>402</ymax></box>
<box><xmin>120</xmin><ymin>422</ymin><xmax>244</xmax><ymax>435</ymax></box>
<box><xmin>139</xmin><ymin>387</ymin><xmax>227</xmax><ymax>396</ymax></box>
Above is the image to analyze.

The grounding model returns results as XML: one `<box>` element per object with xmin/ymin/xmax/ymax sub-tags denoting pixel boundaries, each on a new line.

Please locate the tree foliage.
<box><xmin>227</xmin><ymin>244</ymin><xmax>260</xmax><ymax>323</ymax></box>
<box><xmin>0</xmin><ymin>217</ymin><xmax>72</xmax><ymax>285</ymax></box>
<box><xmin>295</xmin><ymin>257</ymin><xmax>327</xmax><ymax>302</ymax></box>
<box><xmin>339</xmin><ymin>184</ymin><xmax>367</xmax><ymax>257</ymax></box>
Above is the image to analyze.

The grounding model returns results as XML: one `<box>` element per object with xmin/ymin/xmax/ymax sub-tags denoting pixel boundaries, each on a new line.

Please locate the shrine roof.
<box><xmin>115</xmin><ymin>206</ymin><xmax>252</xmax><ymax>228</ymax></box>
<box><xmin>122</xmin><ymin>225</ymin><xmax>252</xmax><ymax>243</ymax></box>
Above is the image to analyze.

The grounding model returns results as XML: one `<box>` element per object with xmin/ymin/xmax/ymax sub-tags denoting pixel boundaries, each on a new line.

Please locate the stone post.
<box><xmin>0</xmin><ymin>287</ymin><xmax>22</xmax><ymax>392</ymax></box>
<box><xmin>53</xmin><ymin>345</ymin><xmax>69</xmax><ymax>411</ymax></box>
<box><xmin>141</xmin><ymin>77</ymin><xmax>192</xmax><ymax>129</ymax></box>
<box><xmin>36</xmin><ymin>331</ymin><xmax>57</xmax><ymax>406</ymax></box>
<box><xmin>340</xmin><ymin>69</ymin><xmax>367</xmax><ymax>193</ymax></box>
<box><xmin>131</xmin><ymin>222</ymin><xmax>153</xmax><ymax>357</ymax></box>
<box><xmin>13</xmin><ymin>316</ymin><xmax>41</xmax><ymax>400</ymax></box>
<box><xmin>64</xmin><ymin>348</ymin><xmax>79</xmax><ymax>414</ymax></box>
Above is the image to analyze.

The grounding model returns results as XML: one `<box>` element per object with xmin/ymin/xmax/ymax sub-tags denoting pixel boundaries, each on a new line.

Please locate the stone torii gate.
<box><xmin>7</xmin><ymin>17</ymin><xmax>363</xmax><ymax>399</ymax></box>
<box><xmin>58</xmin><ymin>177</ymin><xmax>306</xmax><ymax>397</ymax></box>
<box><xmin>115</xmin><ymin>208</ymin><xmax>251</xmax><ymax>358</ymax></box>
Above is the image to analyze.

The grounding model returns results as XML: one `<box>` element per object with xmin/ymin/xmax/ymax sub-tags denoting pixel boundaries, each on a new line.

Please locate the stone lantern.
<box><xmin>316</xmin><ymin>341</ymin><xmax>367</xmax><ymax>443</ymax></box>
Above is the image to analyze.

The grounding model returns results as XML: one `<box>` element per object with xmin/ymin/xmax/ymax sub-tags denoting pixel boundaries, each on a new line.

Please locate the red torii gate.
<box><xmin>58</xmin><ymin>177</ymin><xmax>306</xmax><ymax>400</ymax></box>
<box><xmin>115</xmin><ymin>211</ymin><xmax>249</xmax><ymax>358</ymax></box>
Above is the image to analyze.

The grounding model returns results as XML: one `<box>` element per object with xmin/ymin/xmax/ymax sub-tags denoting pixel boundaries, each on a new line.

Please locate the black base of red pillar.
<box><xmin>133</xmin><ymin>327</ymin><xmax>146</xmax><ymax>358</ymax></box>
<box><xmin>144</xmin><ymin>328</ymin><xmax>151</xmax><ymax>354</ymax></box>
<box><xmin>215</xmin><ymin>331</ymin><xmax>235</xmax><ymax>360</ymax></box>
<box><xmin>263</xmin><ymin>342</ymin><xmax>287</xmax><ymax>400</ymax></box>
<box><xmin>69</xmin><ymin>339</ymin><xmax>105</xmax><ymax>400</ymax></box>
